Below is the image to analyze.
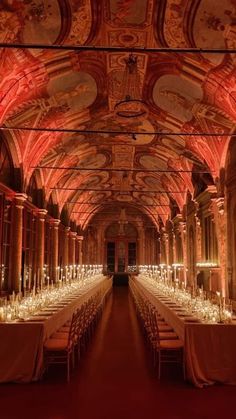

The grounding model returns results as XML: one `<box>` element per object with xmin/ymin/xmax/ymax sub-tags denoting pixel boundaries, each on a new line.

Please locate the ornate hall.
<box><xmin>1</xmin><ymin>0</ymin><xmax>236</xmax><ymax>417</ymax></box>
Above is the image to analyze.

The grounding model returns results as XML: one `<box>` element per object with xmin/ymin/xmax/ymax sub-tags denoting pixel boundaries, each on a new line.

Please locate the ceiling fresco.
<box><xmin>0</xmin><ymin>0</ymin><xmax>235</xmax><ymax>232</ymax></box>
<box><xmin>0</xmin><ymin>0</ymin><xmax>93</xmax><ymax>46</ymax></box>
<box><xmin>153</xmin><ymin>75</ymin><xmax>204</xmax><ymax>122</ymax></box>
<box><xmin>162</xmin><ymin>0</ymin><xmax>189</xmax><ymax>48</ymax></box>
<box><xmin>46</xmin><ymin>71</ymin><xmax>97</xmax><ymax>112</ymax></box>
<box><xmin>192</xmin><ymin>0</ymin><xmax>236</xmax><ymax>64</ymax></box>
<box><xmin>104</xmin><ymin>0</ymin><xmax>152</xmax><ymax>27</ymax></box>
<box><xmin>0</xmin><ymin>0</ymin><xmax>62</xmax><ymax>45</ymax></box>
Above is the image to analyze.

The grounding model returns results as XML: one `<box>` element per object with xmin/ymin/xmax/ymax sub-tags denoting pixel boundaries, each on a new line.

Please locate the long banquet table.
<box><xmin>0</xmin><ymin>276</ymin><xmax>112</xmax><ymax>383</ymax></box>
<box><xmin>133</xmin><ymin>276</ymin><xmax>236</xmax><ymax>388</ymax></box>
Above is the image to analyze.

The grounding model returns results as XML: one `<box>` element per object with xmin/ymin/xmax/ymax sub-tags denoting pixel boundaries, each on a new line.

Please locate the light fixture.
<box><xmin>114</xmin><ymin>54</ymin><xmax>148</xmax><ymax>121</ymax></box>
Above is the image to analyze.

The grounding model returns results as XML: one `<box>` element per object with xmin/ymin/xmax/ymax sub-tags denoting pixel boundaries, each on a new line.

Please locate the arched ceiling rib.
<box><xmin>0</xmin><ymin>0</ymin><xmax>235</xmax><ymax>231</ymax></box>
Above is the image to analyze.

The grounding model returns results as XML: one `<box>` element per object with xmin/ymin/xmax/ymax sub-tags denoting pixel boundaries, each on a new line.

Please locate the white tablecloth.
<box><xmin>0</xmin><ymin>277</ymin><xmax>112</xmax><ymax>383</ymax></box>
<box><xmin>133</xmin><ymin>276</ymin><xmax>236</xmax><ymax>387</ymax></box>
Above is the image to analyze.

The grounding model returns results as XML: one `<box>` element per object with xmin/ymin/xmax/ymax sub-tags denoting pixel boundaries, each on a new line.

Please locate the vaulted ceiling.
<box><xmin>0</xmin><ymin>0</ymin><xmax>235</xmax><ymax>231</ymax></box>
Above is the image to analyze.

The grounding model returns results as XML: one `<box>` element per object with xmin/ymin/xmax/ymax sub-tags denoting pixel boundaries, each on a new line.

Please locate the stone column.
<box><xmin>144</xmin><ymin>228</ymin><xmax>149</xmax><ymax>265</ymax></box>
<box><xmin>160</xmin><ymin>230</ymin><xmax>167</xmax><ymax>264</ymax></box>
<box><xmin>173</xmin><ymin>231</ymin><xmax>177</xmax><ymax>264</ymax></box>
<box><xmin>211</xmin><ymin>197</ymin><xmax>227</xmax><ymax>297</ymax></box>
<box><xmin>179</xmin><ymin>221</ymin><xmax>187</xmax><ymax>286</ymax></box>
<box><xmin>77</xmin><ymin>235</ymin><xmax>83</xmax><ymax>265</ymax></box>
<box><xmin>36</xmin><ymin>209</ymin><xmax>47</xmax><ymax>288</ymax></box>
<box><xmin>163</xmin><ymin>232</ymin><xmax>169</xmax><ymax>265</ymax></box>
<box><xmin>63</xmin><ymin>226</ymin><xmax>70</xmax><ymax>268</ymax></box>
<box><xmin>196</xmin><ymin>217</ymin><xmax>202</xmax><ymax>263</ymax></box>
<box><xmin>186</xmin><ymin>199</ymin><xmax>199</xmax><ymax>289</ymax></box>
<box><xmin>151</xmin><ymin>229</ymin><xmax>156</xmax><ymax>265</ymax></box>
<box><xmin>167</xmin><ymin>222</ymin><xmax>174</xmax><ymax>266</ymax></box>
<box><xmin>97</xmin><ymin>227</ymin><xmax>104</xmax><ymax>264</ymax></box>
<box><xmin>147</xmin><ymin>229</ymin><xmax>152</xmax><ymax>265</ymax></box>
<box><xmin>137</xmin><ymin>226</ymin><xmax>145</xmax><ymax>265</ymax></box>
<box><xmin>9</xmin><ymin>193</ymin><xmax>27</xmax><ymax>293</ymax></box>
<box><xmin>157</xmin><ymin>235</ymin><xmax>161</xmax><ymax>265</ymax></box>
<box><xmin>69</xmin><ymin>231</ymin><xmax>76</xmax><ymax>266</ymax></box>
<box><xmin>50</xmin><ymin>219</ymin><xmax>60</xmax><ymax>283</ymax></box>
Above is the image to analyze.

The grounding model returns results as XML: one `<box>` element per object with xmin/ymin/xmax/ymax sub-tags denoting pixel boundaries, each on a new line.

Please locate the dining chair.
<box><xmin>43</xmin><ymin>309</ymin><xmax>78</xmax><ymax>382</ymax></box>
<box><xmin>153</xmin><ymin>322</ymin><xmax>184</xmax><ymax>380</ymax></box>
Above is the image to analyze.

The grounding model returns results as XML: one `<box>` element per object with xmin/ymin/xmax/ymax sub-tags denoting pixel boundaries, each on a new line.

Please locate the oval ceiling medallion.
<box><xmin>47</xmin><ymin>71</ymin><xmax>97</xmax><ymax>112</ymax></box>
<box><xmin>22</xmin><ymin>0</ymin><xmax>61</xmax><ymax>45</ymax></box>
<box><xmin>193</xmin><ymin>0</ymin><xmax>235</xmax><ymax>64</ymax></box>
<box><xmin>153</xmin><ymin>75</ymin><xmax>203</xmax><ymax>122</ymax></box>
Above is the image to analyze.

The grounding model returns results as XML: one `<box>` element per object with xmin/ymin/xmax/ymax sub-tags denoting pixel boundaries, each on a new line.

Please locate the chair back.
<box><xmin>68</xmin><ymin>311</ymin><xmax>79</xmax><ymax>349</ymax></box>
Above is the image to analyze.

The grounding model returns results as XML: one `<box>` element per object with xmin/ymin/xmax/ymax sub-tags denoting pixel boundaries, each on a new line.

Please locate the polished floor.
<box><xmin>1</xmin><ymin>285</ymin><xmax>236</xmax><ymax>419</ymax></box>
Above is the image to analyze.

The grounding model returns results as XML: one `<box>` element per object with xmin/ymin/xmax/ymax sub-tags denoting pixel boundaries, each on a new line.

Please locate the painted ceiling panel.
<box><xmin>0</xmin><ymin>0</ymin><xmax>61</xmax><ymax>44</ymax></box>
<box><xmin>192</xmin><ymin>0</ymin><xmax>236</xmax><ymax>64</ymax></box>
<box><xmin>104</xmin><ymin>0</ymin><xmax>152</xmax><ymax>26</ymax></box>
<box><xmin>0</xmin><ymin>0</ymin><xmax>235</xmax><ymax>231</ymax></box>
<box><xmin>163</xmin><ymin>0</ymin><xmax>189</xmax><ymax>48</ymax></box>
<box><xmin>66</xmin><ymin>0</ymin><xmax>93</xmax><ymax>44</ymax></box>
<box><xmin>153</xmin><ymin>75</ymin><xmax>203</xmax><ymax>122</ymax></box>
<box><xmin>46</xmin><ymin>71</ymin><xmax>97</xmax><ymax>113</ymax></box>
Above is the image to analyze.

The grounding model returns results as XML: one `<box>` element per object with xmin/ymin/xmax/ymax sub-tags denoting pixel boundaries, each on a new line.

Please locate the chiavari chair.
<box><xmin>44</xmin><ymin>309</ymin><xmax>79</xmax><ymax>382</ymax></box>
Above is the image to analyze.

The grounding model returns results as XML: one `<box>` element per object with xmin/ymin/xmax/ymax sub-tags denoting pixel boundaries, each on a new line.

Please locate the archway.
<box><xmin>225</xmin><ymin>137</ymin><xmax>236</xmax><ymax>299</ymax></box>
<box><xmin>104</xmin><ymin>222</ymin><xmax>138</xmax><ymax>274</ymax></box>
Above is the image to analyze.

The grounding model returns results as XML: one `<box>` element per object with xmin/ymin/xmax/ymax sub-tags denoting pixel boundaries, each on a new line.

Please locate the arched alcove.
<box><xmin>47</xmin><ymin>195</ymin><xmax>59</xmax><ymax>219</ymax></box>
<box><xmin>27</xmin><ymin>175</ymin><xmax>44</xmax><ymax>209</ymax></box>
<box><xmin>225</xmin><ymin>136</ymin><xmax>236</xmax><ymax>299</ymax></box>
<box><xmin>104</xmin><ymin>222</ymin><xmax>138</xmax><ymax>274</ymax></box>
<box><xmin>0</xmin><ymin>137</ymin><xmax>15</xmax><ymax>189</ymax></box>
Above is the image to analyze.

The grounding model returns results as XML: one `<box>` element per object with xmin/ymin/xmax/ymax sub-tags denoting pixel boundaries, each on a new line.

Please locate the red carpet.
<box><xmin>0</xmin><ymin>287</ymin><xmax>236</xmax><ymax>419</ymax></box>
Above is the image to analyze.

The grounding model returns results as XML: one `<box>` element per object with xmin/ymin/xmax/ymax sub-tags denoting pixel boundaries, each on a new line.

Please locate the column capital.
<box><xmin>69</xmin><ymin>231</ymin><xmax>77</xmax><ymax>239</ymax></box>
<box><xmin>37</xmin><ymin>209</ymin><xmax>48</xmax><ymax>220</ymax></box>
<box><xmin>14</xmin><ymin>193</ymin><xmax>27</xmax><ymax>208</ymax></box>
<box><xmin>77</xmin><ymin>235</ymin><xmax>84</xmax><ymax>241</ymax></box>
<box><xmin>50</xmin><ymin>218</ymin><xmax>60</xmax><ymax>228</ymax></box>
<box><xmin>179</xmin><ymin>221</ymin><xmax>187</xmax><ymax>234</ymax></box>
<box><xmin>163</xmin><ymin>232</ymin><xmax>169</xmax><ymax>241</ymax></box>
<box><xmin>215</xmin><ymin>197</ymin><xmax>225</xmax><ymax>215</ymax></box>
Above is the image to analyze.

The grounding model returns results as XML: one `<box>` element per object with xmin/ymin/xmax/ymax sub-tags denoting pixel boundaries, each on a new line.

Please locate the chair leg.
<box><xmin>183</xmin><ymin>351</ymin><xmax>186</xmax><ymax>380</ymax></box>
<box><xmin>158</xmin><ymin>352</ymin><xmax>161</xmax><ymax>380</ymax></box>
<box><xmin>67</xmin><ymin>355</ymin><xmax>70</xmax><ymax>382</ymax></box>
<box><xmin>78</xmin><ymin>344</ymin><xmax>81</xmax><ymax>362</ymax></box>
<box><xmin>71</xmin><ymin>347</ymin><xmax>75</xmax><ymax>368</ymax></box>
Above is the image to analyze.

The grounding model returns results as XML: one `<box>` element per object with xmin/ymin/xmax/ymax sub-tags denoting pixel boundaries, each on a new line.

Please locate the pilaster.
<box><xmin>9</xmin><ymin>193</ymin><xmax>27</xmax><ymax>293</ymax></box>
